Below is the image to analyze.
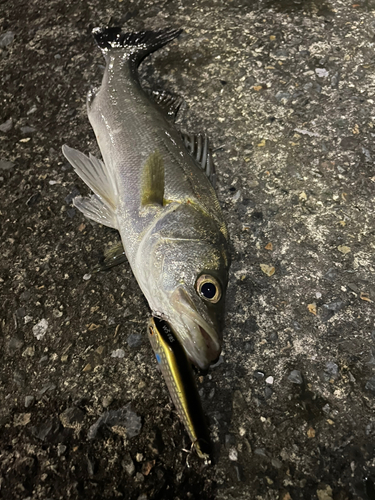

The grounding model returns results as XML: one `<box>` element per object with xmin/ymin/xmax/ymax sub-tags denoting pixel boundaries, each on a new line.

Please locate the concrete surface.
<box><xmin>1</xmin><ymin>0</ymin><xmax>375</xmax><ymax>498</ymax></box>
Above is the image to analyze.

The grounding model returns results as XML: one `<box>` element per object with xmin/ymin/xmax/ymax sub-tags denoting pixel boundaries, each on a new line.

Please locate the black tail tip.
<box><xmin>92</xmin><ymin>27</ymin><xmax>123</xmax><ymax>49</ymax></box>
<box><xmin>92</xmin><ymin>26</ymin><xmax>183</xmax><ymax>52</ymax></box>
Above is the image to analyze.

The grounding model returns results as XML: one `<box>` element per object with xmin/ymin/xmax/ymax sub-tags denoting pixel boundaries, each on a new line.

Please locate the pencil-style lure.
<box><xmin>148</xmin><ymin>316</ymin><xmax>211</xmax><ymax>461</ymax></box>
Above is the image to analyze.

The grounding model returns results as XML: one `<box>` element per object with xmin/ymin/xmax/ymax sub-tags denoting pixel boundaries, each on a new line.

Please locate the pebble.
<box><xmin>324</xmin><ymin>300</ymin><xmax>344</xmax><ymax>312</ymax></box>
<box><xmin>127</xmin><ymin>333</ymin><xmax>142</xmax><ymax>348</ymax></box>
<box><xmin>315</xmin><ymin>68</ymin><xmax>329</xmax><ymax>78</ymax></box>
<box><xmin>83</xmin><ymin>273</ymin><xmax>91</xmax><ymax>280</ymax></box>
<box><xmin>22</xmin><ymin>346</ymin><xmax>35</xmax><ymax>357</ymax></box>
<box><xmin>323</xmin><ymin>269</ymin><xmax>337</xmax><ymax>281</ymax></box>
<box><xmin>0</xmin><ymin>31</ymin><xmax>15</xmax><ymax>48</ymax></box>
<box><xmin>288</xmin><ymin>370</ymin><xmax>303</xmax><ymax>385</ymax></box>
<box><xmin>59</xmin><ymin>407</ymin><xmax>85</xmax><ymax>429</ymax></box>
<box><xmin>122</xmin><ymin>453</ymin><xmax>135</xmax><ymax>476</ymax></box>
<box><xmin>322</xmin><ymin>404</ymin><xmax>330</xmax><ymax>414</ymax></box>
<box><xmin>27</xmin><ymin>105</ymin><xmax>37</xmax><ymax>115</ymax></box>
<box><xmin>317</xmin><ymin>485</ymin><xmax>333</xmax><ymax>500</ymax></box>
<box><xmin>229</xmin><ymin>448</ymin><xmax>238</xmax><ymax>461</ymax></box>
<box><xmin>66</xmin><ymin>208</ymin><xmax>75</xmax><ymax>218</ymax></box>
<box><xmin>31</xmin><ymin>420</ymin><xmax>53</xmax><ymax>441</ymax></box>
<box><xmin>32</xmin><ymin>319</ymin><xmax>48</xmax><ymax>340</ymax></box>
<box><xmin>365</xmin><ymin>377</ymin><xmax>375</xmax><ymax>394</ymax></box>
<box><xmin>324</xmin><ymin>361</ymin><xmax>339</xmax><ymax>380</ymax></box>
<box><xmin>0</xmin><ymin>118</ymin><xmax>13</xmax><ymax>132</ymax></box>
<box><xmin>265</xmin><ymin>376</ymin><xmax>274</xmax><ymax>385</ymax></box>
<box><xmin>26</xmin><ymin>193</ymin><xmax>41</xmax><ymax>206</ymax></box>
<box><xmin>87</xmin><ymin>457</ymin><xmax>95</xmax><ymax>477</ymax></box>
<box><xmin>233</xmin><ymin>465</ymin><xmax>242</xmax><ymax>481</ymax></box>
<box><xmin>57</xmin><ymin>444</ymin><xmax>66</xmax><ymax>456</ymax></box>
<box><xmin>0</xmin><ymin>159</ymin><xmax>15</xmax><ymax>170</ymax></box>
<box><xmin>111</xmin><ymin>349</ymin><xmax>125</xmax><ymax>358</ymax></box>
<box><xmin>88</xmin><ymin>403</ymin><xmax>142</xmax><ymax>439</ymax></box>
<box><xmin>8</xmin><ymin>335</ymin><xmax>24</xmax><ymax>352</ymax></box>
<box><xmin>37</xmin><ymin>383</ymin><xmax>56</xmax><ymax>396</ymax></box>
<box><xmin>65</xmin><ymin>187</ymin><xmax>80</xmax><ymax>204</ymax></box>
<box><xmin>25</xmin><ymin>396</ymin><xmax>34</xmax><ymax>408</ymax></box>
<box><xmin>321</xmin><ymin>300</ymin><xmax>344</xmax><ymax>322</ymax></box>
<box><xmin>13</xmin><ymin>370</ymin><xmax>25</xmax><ymax>387</ymax></box>
<box><xmin>275</xmin><ymin>91</ymin><xmax>290</xmax><ymax>102</ymax></box>
<box><xmin>269</xmin><ymin>331</ymin><xmax>278</xmax><ymax>342</ymax></box>
<box><xmin>232</xmin><ymin>190</ymin><xmax>242</xmax><ymax>202</ymax></box>
<box><xmin>254</xmin><ymin>448</ymin><xmax>268</xmax><ymax>458</ymax></box>
<box><xmin>142</xmin><ymin>460</ymin><xmax>155</xmax><ymax>476</ymax></box>
<box><xmin>102</xmin><ymin>395</ymin><xmax>113</xmax><ymax>408</ymax></box>
<box><xmin>253</xmin><ymin>370</ymin><xmax>265</xmax><ymax>380</ymax></box>
<box><xmin>271</xmin><ymin>458</ymin><xmax>282</xmax><ymax>469</ymax></box>
<box><xmin>264</xmin><ymin>386</ymin><xmax>273</xmax><ymax>400</ymax></box>
<box><xmin>20</xmin><ymin>126</ymin><xmax>36</xmax><ymax>134</ymax></box>
<box><xmin>225</xmin><ymin>434</ymin><xmax>236</xmax><ymax>447</ymax></box>
<box><xmin>14</xmin><ymin>413</ymin><xmax>31</xmax><ymax>426</ymax></box>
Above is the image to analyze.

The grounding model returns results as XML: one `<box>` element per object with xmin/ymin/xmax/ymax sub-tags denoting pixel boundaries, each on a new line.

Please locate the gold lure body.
<box><xmin>148</xmin><ymin>317</ymin><xmax>211</xmax><ymax>460</ymax></box>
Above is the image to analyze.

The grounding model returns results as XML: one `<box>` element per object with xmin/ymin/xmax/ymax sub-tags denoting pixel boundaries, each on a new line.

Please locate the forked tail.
<box><xmin>92</xmin><ymin>26</ymin><xmax>182</xmax><ymax>67</ymax></box>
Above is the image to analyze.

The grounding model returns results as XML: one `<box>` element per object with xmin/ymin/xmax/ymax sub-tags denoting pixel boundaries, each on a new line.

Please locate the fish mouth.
<box><xmin>170</xmin><ymin>286</ymin><xmax>221</xmax><ymax>370</ymax></box>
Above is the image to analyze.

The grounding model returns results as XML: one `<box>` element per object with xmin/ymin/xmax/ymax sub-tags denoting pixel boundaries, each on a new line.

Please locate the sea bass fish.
<box><xmin>62</xmin><ymin>27</ymin><xmax>231</xmax><ymax>370</ymax></box>
<box><xmin>148</xmin><ymin>316</ymin><xmax>211</xmax><ymax>460</ymax></box>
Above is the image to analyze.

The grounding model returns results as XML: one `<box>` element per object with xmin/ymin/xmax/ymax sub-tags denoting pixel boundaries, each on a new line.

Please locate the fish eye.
<box><xmin>195</xmin><ymin>274</ymin><xmax>221</xmax><ymax>303</ymax></box>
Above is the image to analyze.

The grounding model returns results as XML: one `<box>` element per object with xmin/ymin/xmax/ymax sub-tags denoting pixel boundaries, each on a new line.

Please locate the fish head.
<box><xmin>149</xmin><ymin>232</ymin><xmax>230</xmax><ymax>370</ymax></box>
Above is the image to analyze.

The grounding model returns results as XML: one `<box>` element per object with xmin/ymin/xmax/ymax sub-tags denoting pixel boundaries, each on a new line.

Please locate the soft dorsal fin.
<box><xmin>151</xmin><ymin>90</ymin><xmax>182</xmax><ymax>120</ymax></box>
<box><xmin>181</xmin><ymin>133</ymin><xmax>216</xmax><ymax>188</ymax></box>
<box><xmin>141</xmin><ymin>150</ymin><xmax>165</xmax><ymax>206</ymax></box>
<box><xmin>62</xmin><ymin>145</ymin><xmax>118</xmax><ymax>229</ymax></box>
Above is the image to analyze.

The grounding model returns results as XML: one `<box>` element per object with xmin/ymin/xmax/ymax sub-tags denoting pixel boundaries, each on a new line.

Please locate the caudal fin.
<box><xmin>92</xmin><ymin>26</ymin><xmax>182</xmax><ymax>64</ymax></box>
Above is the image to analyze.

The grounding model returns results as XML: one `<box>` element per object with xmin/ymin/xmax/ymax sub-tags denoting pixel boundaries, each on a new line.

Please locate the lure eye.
<box><xmin>195</xmin><ymin>274</ymin><xmax>221</xmax><ymax>303</ymax></box>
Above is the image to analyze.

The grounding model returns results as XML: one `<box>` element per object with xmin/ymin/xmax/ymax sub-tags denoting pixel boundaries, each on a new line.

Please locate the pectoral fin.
<box><xmin>62</xmin><ymin>145</ymin><xmax>118</xmax><ymax>229</ymax></box>
<box><xmin>141</xmin><ymin>150</ymin><xmax>165</xmax><ymax>206</ymax></box>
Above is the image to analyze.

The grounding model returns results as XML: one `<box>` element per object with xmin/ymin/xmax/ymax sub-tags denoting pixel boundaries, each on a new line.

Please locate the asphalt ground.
<box><xmin>1</xmin><ymin>0</ymin><xmax>375</xmax><ymax>498</ymax></box>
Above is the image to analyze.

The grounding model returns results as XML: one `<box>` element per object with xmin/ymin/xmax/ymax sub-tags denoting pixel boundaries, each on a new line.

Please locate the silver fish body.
<box><xmin>63</xmin><ymin>27</ymin><xmax>230</xmax><ymax>369</ymax></box>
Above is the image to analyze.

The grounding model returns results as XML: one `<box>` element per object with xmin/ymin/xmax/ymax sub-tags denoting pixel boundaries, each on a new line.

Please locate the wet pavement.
<box><xmin>1</xmin><ymin>0</ymin><xmax>375</xmax><ymax>498</ymax></box>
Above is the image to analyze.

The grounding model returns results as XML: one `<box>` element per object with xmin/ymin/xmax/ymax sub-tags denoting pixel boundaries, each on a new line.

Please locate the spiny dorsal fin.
<box><xmin>141</xmin><ymin>150</ymin><xmax>164</xmax><ymax>206</ymax></box>
<box><xmin>151</xmin><ymin>90</ymin><xmax>182</xmax><ymax>120</ymax></box>
<box><xmin>181</xmin><ymin>133</ymin><xmax>216</xmax><ymax>188</ymax></box>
